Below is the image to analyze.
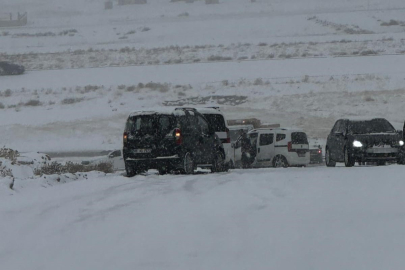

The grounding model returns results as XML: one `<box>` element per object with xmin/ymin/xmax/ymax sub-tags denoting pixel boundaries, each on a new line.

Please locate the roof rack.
<box><xmin>175</xmin><ymin>107</ymin><xmax>198</xmax><ymax>112</ymax></box>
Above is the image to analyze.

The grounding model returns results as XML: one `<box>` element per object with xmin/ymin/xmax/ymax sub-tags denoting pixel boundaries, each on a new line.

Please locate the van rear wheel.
<box><xmin>125</xmin><ymin>163</ymin><xmax>136</xmax><ymax>177</ymax></box>
<box><xmin>182</xmin><ymin>152</ymin><xmax>194</xmax><ymax>174</ymax></box>
<box><xmin>212</xmin><ymin>151</ymin><xmax>226</xmax><ymax>173</ymax></box>
<box><xmin>273</xmin><ymin>155</ymin><xmax>288</xmax><ymax>168</ymax></box>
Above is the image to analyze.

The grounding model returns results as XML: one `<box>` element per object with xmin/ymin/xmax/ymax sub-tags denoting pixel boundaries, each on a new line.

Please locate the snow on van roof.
<box><xmin>228</xmin><ymin>124</ymin><xmax>254</xmax><ymax>130</ymax></box>
<box><xmin>346</xmin><ymin>118</ymin><xmax>388</xmax><ymax>122</ymax></box>
<box><xmin>249</xmin><ymin>127</ymin><xmax>305</xmax><ymax>133</ymax></box>
<box><xmin>129</xmin><ymin>108</ymin><xmax>186</xmax><ymax>117</ymax></box>
<box><xmin>193</xmin><ymin>107</ymin><xmax>223</xmax><ymax>114</ymax></box>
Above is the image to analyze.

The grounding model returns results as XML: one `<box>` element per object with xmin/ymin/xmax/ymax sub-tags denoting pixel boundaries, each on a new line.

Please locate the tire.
<box><xmin>273</xmin><ymin>155</ymin><xmax>288</xmax><ymax>168</ymax></box>
<box><xmin>158</xmin><ymin>167</ymin><xmax>170</xmax><ymax>175</ymax></box>
<box><xmin>325</xmin><ymin>148</ymin><xmax>336</xmax><ymax>167</ymax></box>
<box><xmin>344</xmin><ymin>147</ymin><xmax>355</xmax><ymax>167</ymax></box>
<box><xmin>182</xmin><ymin>152</ymin><xmax>194</xmax><ymax>175</ymax></box>
<box><xmin>228</xmin><ymin>159</ymin><xmax>235</xmax><ymax>169</ymax></box>
<box><xmin>211</xmin><ymin>151</ymin><xmax>226</xmax><ymax>173</ymax></box>
<box><xmin>377</xmin><ymin>160</ymin><xmax>386</xmax><ymax>166</ymax></box>
<box><xmin>125</xmin><ymin>162</ymin><xmax>136</xmax><ymax>177</ymax></box>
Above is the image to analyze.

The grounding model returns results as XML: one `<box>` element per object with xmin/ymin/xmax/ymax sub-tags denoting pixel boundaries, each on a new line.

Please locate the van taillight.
<box><xmin>123</xmin><ymin>132</ymin><xmax>128</xmax><ymax>144</ymax></box>
<box><xmin>174</xmin><ymin>128</ymin><xmax>183</xmax><ymax>145</ymax></box>
<box><xmin>288</xmin><ymin>142</ymin><xmax>295</xmax><ymax>152</ymax></box>
<box><xmin>226</xmin><ymin>127</ymin><xmax>231</xmax><ymax>143</ymax></box>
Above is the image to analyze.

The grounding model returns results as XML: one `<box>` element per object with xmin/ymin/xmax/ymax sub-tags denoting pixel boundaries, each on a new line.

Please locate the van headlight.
<box><xmin>353</xmin><ymin>140</ymin><xmax>363</xmax><ymax>147</ymax></box>
<box><xmin>400</xmin><ymin>140</ymin><xmax>404</xmax><ymax>146</ymax></box>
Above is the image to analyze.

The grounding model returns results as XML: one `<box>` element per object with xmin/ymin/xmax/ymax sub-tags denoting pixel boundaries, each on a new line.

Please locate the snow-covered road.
<box><xmin>1</xmin><ymin>166</ymin><xmax>405</xmax><ymax>270</ymax></box>
<box><xmin>3</xmin><ymin>54</ymin><xmax>405</xmax><ymax>90</ymax></box>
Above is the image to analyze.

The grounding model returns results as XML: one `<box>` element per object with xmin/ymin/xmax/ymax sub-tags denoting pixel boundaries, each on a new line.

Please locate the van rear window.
<box><xmin>291</xmin><ymin>132</ymin><xmax>308</xmax><ymax>144</ymax></box>
<box><xmin>203</xmin><ymin>114</ymin><xmax>226</xmax><ymax>132</ymax></box>
<box><xmin>125</xmin><ymin>116</ymin><xmax>156</xmax><ymax>133</ymax></box>
<box><xmin>125</xmin><ymin>114</ymin><xmax>174</xmax><ymax>135</ymax></box>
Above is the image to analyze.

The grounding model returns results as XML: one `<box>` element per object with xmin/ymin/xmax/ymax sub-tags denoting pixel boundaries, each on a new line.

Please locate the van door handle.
<box><xmin>258</xmin><ymin>148</ymin><xmax>260</xmax><ymax>153</ymax></box>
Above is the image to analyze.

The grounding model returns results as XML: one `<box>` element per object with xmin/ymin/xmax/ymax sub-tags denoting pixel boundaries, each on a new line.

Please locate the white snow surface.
<box><xmin>1</xmin><ymin>166</ymin><xmax>405</xmax><ymax>270</ymax></box>
<box><xmin>2</xmin><ymin>0</ymin><xmax>405</xmax><ymax>269</ymax></box>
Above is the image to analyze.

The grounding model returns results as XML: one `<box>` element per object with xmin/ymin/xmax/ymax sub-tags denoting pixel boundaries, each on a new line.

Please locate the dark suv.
<box><xmin>123</xmin><ymin>108</ymin><xmax>226</xmax><ymax>176</ymax></box>
<box><xmin>325</xmin><ymin>118</ymin><xmax>404</xmax><ymax>167</ymax></box>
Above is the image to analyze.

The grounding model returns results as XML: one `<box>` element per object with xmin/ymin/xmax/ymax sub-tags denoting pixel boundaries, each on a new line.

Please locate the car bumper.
<box><xmin>352</xmin><ymin>147</ymin><xmax>399</xmax><ymax>161</ymax></box>
<box><xmin>124</xmin><ymin>155</ymin><xmax>182</xmax><ymax>169</ymax></box>
<box><xmin>287</xmin><ymin>153</ymin><xmax>310</xmax><ymax>166</ymax></box>
<box><xmin>310</xmin><ymin>154</ymin><xmax>323</xmax><ymax>164</ymax></box>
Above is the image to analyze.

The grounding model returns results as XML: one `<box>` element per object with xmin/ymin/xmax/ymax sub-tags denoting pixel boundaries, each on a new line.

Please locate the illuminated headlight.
<box><xmin>399</xmin><ymin>140</ymin><xmax>404</xmax><ymax>146</ymax></box>
<box><xmin>353</xmin><ymin>140</ymin><xmax>363</xmax><ymax>147</ymax></box>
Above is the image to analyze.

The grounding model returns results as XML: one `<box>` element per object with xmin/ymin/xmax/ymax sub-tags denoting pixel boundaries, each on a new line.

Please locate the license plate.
<box><xmin>298</xmin><ymin>153</ymin><xmax>306</xmax><ymax>157</ymax></box>
<box><xmin>133</xmin><ymin>149</ymin><xmax>152</xmax><ymax>154</ymax></box>
<box><xmin>372</xmin><ymin>145</ymin><xmax>391</xmax><ymax>148</ymax></box>
<box><xmin>367</xmin><ymin>148</ymin><xmax>397</xmax><ymax>154</ymax></box>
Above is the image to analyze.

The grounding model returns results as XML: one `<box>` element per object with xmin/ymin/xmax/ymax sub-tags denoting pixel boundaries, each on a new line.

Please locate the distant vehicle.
<box><xmin>0</xmin><ymin>61</ymin><xmax>25</xmax><ymax>76</ymax></box>
<box><xmin>81</xmin><ymin>150</ymin><xmax>125</xmax><ymax>171</ymax></box>
<box><xmin>195</xmin><ymin>107</ymin><xmax>232</xmax><ymax>169</ymax></box>
<box><xmin>309</xmin><ymin>145</ymin><xmax>323</xmax><ymax>164</ymax></box>
<box><xmin>325</xmin><ymin>118</ymin><xmax>404</xmax><ymax>167</ymax></box>
<box><xmin>227</xmin><ymin>118</ymin><xmax>280</xmax><ymax>129</ymax></box>
<box><xmin>123</xmin><ymin>108</ymin><xmax>226</xmax><ymax>176</ymax></box>
<box><xmin>247</xmin><ymin>127</ymin><xmax>310</xmax><ymax>168</ymax></box>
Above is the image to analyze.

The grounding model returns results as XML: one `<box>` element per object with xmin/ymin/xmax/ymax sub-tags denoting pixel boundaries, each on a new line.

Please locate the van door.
<box><xmin>255</xmin><ymin>132</ymin><xmax>275</xmax><ymax>167</ymax></box>
<box><xmin>196</xmin><ymin>114</ymin><xmax>215</xmax><ymax>165</ymax></box>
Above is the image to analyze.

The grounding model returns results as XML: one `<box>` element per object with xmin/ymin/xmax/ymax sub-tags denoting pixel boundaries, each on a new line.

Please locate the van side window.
<box><xmin>260</xmin><ymin>134</ymin><xmax>274</xmax><ymax>146</ymax></box>
<box><xmin>197</xmin><ymin>115</ymin><xmax>210</xmax><ymax>134</ymax></box>
<box><xmin>159</xmin><ymin>116</ymin><xmax>172</xmax><ymax>134</ymax></box>
<box><xmin>276</xmin><ymin>134</ymin><xmax>286</xmax><ymax>142</ymax></box>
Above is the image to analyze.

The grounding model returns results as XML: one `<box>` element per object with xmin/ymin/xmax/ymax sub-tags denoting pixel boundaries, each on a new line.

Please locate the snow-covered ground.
<box><xmin>2</xmin><ymin>1</ymin><xmax>405</xmax><ymax>268</ymax></box>
<box><xmin>2</xmin><ymin>166</ymin><xmax>405</xmax><ymax>270</ymax></box>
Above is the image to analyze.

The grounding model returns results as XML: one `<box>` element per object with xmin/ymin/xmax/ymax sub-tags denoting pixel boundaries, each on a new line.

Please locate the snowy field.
<box><xmin>1</xmin><ymin>0</ymin><xmax>405</xmax><ymax>269</ymax></box>
<box><xmin>1</xmin><ymin>0</ymin><xmax>405</xmax><ymax>152</ymax></box>
<box><xmin>2</xmin><ymin>166</ymin><xmax>405</xmax><ymax>270</ymax></box>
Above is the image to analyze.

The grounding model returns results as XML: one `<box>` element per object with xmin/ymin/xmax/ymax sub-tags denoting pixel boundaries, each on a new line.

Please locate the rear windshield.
<box><xmin>125</xmin><ymin>114</ymin><xmax>174</xmax><ymax>135</ymax></box>
<box><xmin>203</xmin><ymin>114</ymin><xmax>226</xmax><ymax>132</ymax></box>
<box><xmin>291</xmin><ymin>132</ymin><xmax>308</xmax><ymax>144</ymax></box>
<box><xmin>348</xmin><ymin>119</ymin><xmax>395</xmax><ymax>134</ymax></box>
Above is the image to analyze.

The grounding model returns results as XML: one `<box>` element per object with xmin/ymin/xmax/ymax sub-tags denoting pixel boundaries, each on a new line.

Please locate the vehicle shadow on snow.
<box><xmin>122</xmin><ymin>169</ymin><xmax>214</xmax><ymax>178</ymax></box>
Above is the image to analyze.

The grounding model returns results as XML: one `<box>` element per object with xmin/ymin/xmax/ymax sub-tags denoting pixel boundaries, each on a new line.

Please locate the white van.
<box><xmin>234</xmin><ymin>128</ymin><xmax>310</xmax><ymax>168</ymax></box>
